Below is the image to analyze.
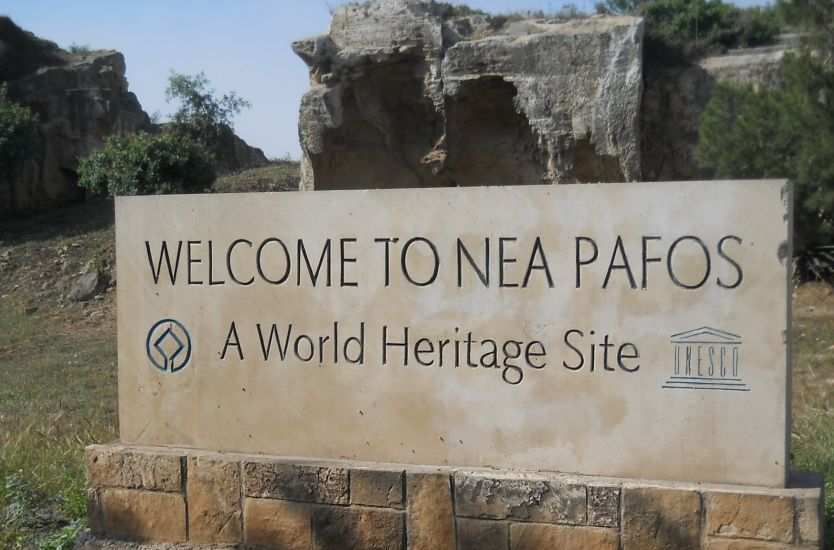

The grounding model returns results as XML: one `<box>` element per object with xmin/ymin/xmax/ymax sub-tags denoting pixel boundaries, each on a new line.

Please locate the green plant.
<box><xmin>777</xmin><ymin>0</ymin><xmax>834</xmax><ymax>56</ymax></box>
<box><xmin>59</xmin><ymin>484</ymin><xmax>87</xmax><ymax>521</ymax></box>
<box><xmin>0</xmin><ymin>83</ymin><xmax>40</xmax><ymax>186</ymax></box>
<box><xmin>599</xmin><ymin>0</ymin><xmax>641</xmax><ymax>14</ymax></box>
<box><xmin>651</xmin><ymin>0</ymin><xmax>781</xmax><ymax>60</ymax></box>
<box><xmin>40</xmin><ymin>518</ymin><xmax>84</xmax><ymax>550</ymax></box>
<box><xmin>698</xmin><ymin>52</ymin><xmax>834</xmax><ymax>281</ymax></box>
<box><xmin>792</xmin><ymin>406</ymin><xmax>834</xmax><ymax>547</ymax></box>
<box><xmin>77</xmin><ymin>130</ymin><xmax>216</xmax><ymax>196</ymax></box>
<box><xmin>91</xmin><ymin>246</ymin><xmax>110</xmax><ymax>273</ymax></box>
<box><xmin>599</xmin><ymin>0</ymin><xmax>782</xmax><ymax>61</ymax></box>
<box><xmin>166</xmin><ymin>71</ymin><xmax>250</xmax><ymax>172</ymax></box>
<box><xmin>67</xmin><ymin>43</ymin><xmax>90</xmax><ymax>55</ymax></box>
<box><xmin>561</xmin><ymin>4</ymin><xmax>581</xmax><ymax>17</ymax></box>
<box><xmin>2</xmin><ymin>472</ymin><xmax>38</xmax><ymax>528</ymax></box>
<box><xmin>431</xmin><ymin>2</ymin><xmax>487</xmax><ymax>19</ymax></box>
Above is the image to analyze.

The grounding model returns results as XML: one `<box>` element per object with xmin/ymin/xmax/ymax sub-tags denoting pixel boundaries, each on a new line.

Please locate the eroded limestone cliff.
<box><xmin>294</xmin><ymin>1</ymin><xmax>796</xmax><ymax>190</ymax></box>
<box><xmin>293</xmin><ymin>1</ymin><xmax>644</xmax><ymax>190</ymax></box>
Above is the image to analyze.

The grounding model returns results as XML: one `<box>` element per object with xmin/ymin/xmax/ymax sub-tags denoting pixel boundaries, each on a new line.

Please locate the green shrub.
<box><xmin>0</xmin><ymin>83</ymin><xmax>40</xmax><ymax>183</ymax></box>
<box><xmin>78</xmin><ymin>130</ymin><xmax>216</xmax><ymax>197</ymax></box>
<box><xmin>2</xmin><ymin>472</ymin><xmax>38</xmax><ymax>529</ymax></box>
<box><xmin>777</xmin><ymin>0</ymin><xmax>834</xmax><ymax>55</ymax></box>
<box><xmin>600</xmin><ymin>0</ymin><xmax>782</xmax><ymax>62</ymax></box>
<box><xmin>67</xmin><ymin>43</ymin><xmax>90</xmax><ymax>55</ymax></box>
<box><xmin>39</xmin><ymin>519</ymin><xmax>84</xmax><ymax>550</ymax></box>
<box><xmin>431</xmin><ymin>2</ymin><xmax>487</xmax><ymax>19</ymax></box>
<box><xmin>698</xmin><ymin>52</ymin><xmax>834</xmax><ymax>281</ymax></box>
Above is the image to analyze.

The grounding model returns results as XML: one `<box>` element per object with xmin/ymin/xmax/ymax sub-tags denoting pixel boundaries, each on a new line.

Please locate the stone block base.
<box><xmin>82</xmin><ymin>443</ymin><xmax>824</xmax><ymax>549</ymax></box>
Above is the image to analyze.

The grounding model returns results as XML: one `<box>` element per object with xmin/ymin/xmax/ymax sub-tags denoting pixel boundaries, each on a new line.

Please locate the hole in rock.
<box><xmin>311</xmin><ymin>56</ymin><xmax>442</xmax><ymax>190</ymax></box>
<box><xmin>444</xmin><ymin>76</ymin><xmax>545</xmax><ymax>187</ymax></box>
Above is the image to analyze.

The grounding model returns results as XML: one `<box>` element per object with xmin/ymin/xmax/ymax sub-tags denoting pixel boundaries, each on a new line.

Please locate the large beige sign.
<box><xmin>116</xmin><ymin>180</ymin><xmax>792</xmax><ymax>487</ymax></box>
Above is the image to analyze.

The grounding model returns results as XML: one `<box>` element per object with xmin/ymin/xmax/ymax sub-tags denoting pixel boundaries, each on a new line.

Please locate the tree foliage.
<box><xmin>68</xmin><ymin>43</ymin><xmax>91</xmax><ymax>55</ymax></box>
<box><xmin>777</xmin><ymin>0</ymin><xmax>834</xmax><ymax>56</ymax></box>
<box><xmin>599</xmin><ymin>0</ymin><xmax>781</xmax><ymax>61</ymax></box>
<box><xmin>431</xmin><ymin>2</ymin><xmax>486</xmax><ymax>20</ymax></box>
<box><xmin>0</xmin><ymin>83</ymin><xmax>40</xmax><ymax>183</ymax></box>
<box><xmin>165</xmin><ymin>72</ymin><xmax>250</xmax><ymax>172</ymax></box>
<box><xmin>77</xmin><ymin>70</ymin><xmax>252</xmax><ymax>197</ymax></box>
<box><xmin>599</xmin><ymin>0</ymin><xmax>641</xmax><ymax>14</ymax></box>
<box><xmin>77</xmin><ymin>131</ymin><xmax>215</xmax><ymax>197</ymax></box>
<box><xmin>698</xmin><ymin>54</ymin><xmax>834</xmax><ymax>280</ymax></box>
<box><xmin>697</xmin><ymin>0</ymin><xmax>834</xmax><ymax>281</ymax></box>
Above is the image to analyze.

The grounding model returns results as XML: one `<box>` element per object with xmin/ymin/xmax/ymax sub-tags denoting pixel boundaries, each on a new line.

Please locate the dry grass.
<box><xmin>790</xmin><ymin>283</ymin><xmax>834</xmax><ymax>547</ymax></box>
<box><xmin>211</xmin><ymin>161</ymin><xmax>300</xmax><ymax>193</ymax></box>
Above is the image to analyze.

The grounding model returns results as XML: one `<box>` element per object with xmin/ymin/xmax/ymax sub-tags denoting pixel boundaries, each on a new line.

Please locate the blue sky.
<box><xmin>3</xmin><ymin>0</ymin><xmax>767</xmax><ymax>159</ymax></box>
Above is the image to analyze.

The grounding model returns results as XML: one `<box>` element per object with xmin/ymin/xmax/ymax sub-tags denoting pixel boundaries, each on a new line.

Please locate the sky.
<box><xmin>2</xmin><ymin>0</ymin><xmax>768</xmax><ymax>159</ymax></box>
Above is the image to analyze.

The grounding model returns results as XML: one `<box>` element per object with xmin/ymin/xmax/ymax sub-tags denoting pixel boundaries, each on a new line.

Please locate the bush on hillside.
<box><xmin>68</xmin><ymin>43</ymin><xmax>91</xmax><ymax>55</ymax></box>
<box><xmin>777</xmin><ymin>0</ymin><xmax>834</xmax><ymax>54</ymax></box>
<box><xmin>0</xmin><ymin>83</ymin><xmax>40</xmax><ymax>183</ymax></box>
<box><xmin>77</xmin><ymin>131</ymin><xmax>216</xmax><ymax>197</ymax></box>
<box><xmin>431</xmin><ymin>2</ymin><xmax>487</xmax><ymax>19</ymax></box>
<box><xmin>599</xmin><ymin>0</ymin><xmax>782</xmax><ymax>62</ymax></box>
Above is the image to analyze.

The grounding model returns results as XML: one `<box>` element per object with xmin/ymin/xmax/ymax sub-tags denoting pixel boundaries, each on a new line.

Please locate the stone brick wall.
<box><xmin>84</xmin><ymin>443</ymin><xmax>824</xmax><ymax>549</ymax></box>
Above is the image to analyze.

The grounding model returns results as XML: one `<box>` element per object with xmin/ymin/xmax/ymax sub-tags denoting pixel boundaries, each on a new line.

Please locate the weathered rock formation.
<box><xmin>293</xmin><ymin>1</ymin><xmax>643</xmax><ymax>190</ymax></box>
<box><xmin>295</xmin><ymin>2</ymin><xmax>799</xmax><ymax>190</ymax></box>
<box><xmin>0</xmin><ymin>17</ymin><xmax>151</xmax><ymax>215</ymax></box>
<box><xmin>0</xmin><ymin>17</ymin><xmax>268</xmax><ymax>217</ymax></box>
<box><xmin>230</xmin><ymin>132</ymin><xmax>269</xmax><ymax>172</ymax></box>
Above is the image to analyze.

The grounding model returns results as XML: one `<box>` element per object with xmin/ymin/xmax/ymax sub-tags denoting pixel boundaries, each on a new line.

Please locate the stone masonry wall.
<box><xmin>82</xmin><ymin>443</ymin><xmax>824</xmax><ymax>549</ymax></box>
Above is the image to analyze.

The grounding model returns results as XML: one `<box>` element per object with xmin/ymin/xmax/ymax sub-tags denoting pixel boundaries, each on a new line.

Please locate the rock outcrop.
<box><xmin>294</xmin><ymin>2</ymin><xmax>800</xmax><ymax>190</ymax></box>
<box><xmin>67</xmin><ymin>260</ymin><xmax>110</xmax><ymax>302</ymax></box>
<box><xmin>293</xmin><ymin>1</ymin><xmax>643</xmax><ymax>190</ymax></box>
<box><xmin>0</xmin><ymin>17</ymin><xmax>268</xmax><ymax>217</ymax></box>
<box><xmin>230</xmin><ymin>132</ymin><xmax>269</xmax><ymax>172</ymax></box>
<box><xmin>3</xmin><ymin>50</ymin><xmax>151</xmax><ymax>215</ymax></box>
<box><xmin>0</xmin><ymin>17</ymin><xmax>151</xmax><ymax>215</ymax></box>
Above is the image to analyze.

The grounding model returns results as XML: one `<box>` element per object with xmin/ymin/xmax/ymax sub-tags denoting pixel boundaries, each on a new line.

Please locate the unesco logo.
<box><xmin>663</xmin><ymin>327</ymin><xmax>748</xmax><ymax>392</ymax></box>
<box><xmin>146</xmin><ymin>319</ymin><xmax>192</xmax><ymax>373</ymax></box>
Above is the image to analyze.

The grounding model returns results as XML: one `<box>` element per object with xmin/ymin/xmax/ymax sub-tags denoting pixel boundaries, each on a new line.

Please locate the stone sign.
<box><xmin>116</xmin><ymin>180</ymin><xmax>791</xmax><ymax>487</ymax></box>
